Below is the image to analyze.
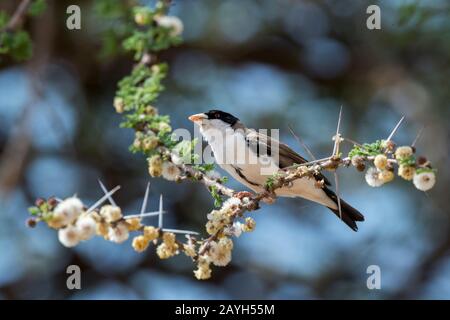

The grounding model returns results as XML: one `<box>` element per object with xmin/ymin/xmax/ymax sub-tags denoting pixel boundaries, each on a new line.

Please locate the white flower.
<box><xmin>194</xmin><ymin>258</ymin><xmax>211</xmax><ymax>280</ymax></box>
<box><xmin>222</xmin><ymin>197</ymin><xmax>241</xmax><ymax>211</ymax></box>
<box><xmin>108</xmin><ymin>222</ymin><xmax>129</xmax><ymax>243</ymax></box>
<box><xmin>209</xmin><ymin>240</ymin><xmax>232</xmax><ymax>267</ymax></box>
<box><xmin>413</xmin><ymin>171</ymin><xmax>436</xmax><ymax>191</ymax></box>
<box><xmin>100</xmin><ymin>205</ymin><xmax>122</xmax><ymax>223</ymax></box>
<box><xmin>365</xmin><ymin>167</ymin><xmax>384</xmax><ymax>187</ymax></box>
<box><xmin>162</xmin><ymin>161</ymin><xmax>181</xmax><ymax>181</ymax></box>
<box><xmin>58</xmin><ymin>225</ymin><xmax>80</xmax><ymax>247</ymax></box>
<box><xmin>395</xmin><ymin>146</ymin><xmax>413</xmax><ymax>159</ymax></box>
<box><xmin>207</xmin><ymin>210</ymin><xmax>222</xmax><ymax>221</ymax></box>
<box><xmin>76</xmin><ymin>216</ymin><xmax>97</xmax><ymax>240</ymax></box>
<box><xmin>229</xmin><ymin>221</ymin><xmax>243</xmax><ymax>237</ymax></box>
<box><xmin>183</xmin><ymin>242</ymin><xmax>197</xmax><ymax>258</ymax></box>
<box><xmin>53</xmin><ymin>197</ymin><xmax>83</xmax><ymax>227</ymax></box>
<box><xmin>155</xmin><ymin>15</ymin><xmax>183</xmax><ymax>36</ymax></box>
<box><xmin>374</xmin><ymin>154</ymin><xmax>388</xmax><ymax>170</ymax></box>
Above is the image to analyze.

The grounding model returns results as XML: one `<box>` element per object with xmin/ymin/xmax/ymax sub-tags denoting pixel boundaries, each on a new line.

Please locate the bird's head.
<box><xmin>188</xmin><ymin>110</ymin><xmax>239</xmax><ymax>132</ymax></box>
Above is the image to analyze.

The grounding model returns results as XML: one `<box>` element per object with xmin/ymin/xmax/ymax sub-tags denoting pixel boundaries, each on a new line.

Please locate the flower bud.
<box><xmin>395</xmin><ymin>146</ymin><xmax>413</xmax><ymax>159</ymax></box>
<box><xmin>374</xmin><ymin>154</ymin><xmax>388</xmax><ymax>170</ymax></box>
<box><xmin>398</xmin><ymin>165</ymin><xmax>415</xmax><ymax>180</ymax></box>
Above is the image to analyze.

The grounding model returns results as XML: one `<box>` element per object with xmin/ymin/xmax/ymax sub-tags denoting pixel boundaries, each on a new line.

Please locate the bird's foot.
<box><xmin>261</xmin><ymin>196</ymin><xmax>276</xmax><ymax>204</ymax></box>
<box><xmin>234</xmin><ymin>191</ymin><xmax>254</xmax><ymax>200</ymax></box>
<box><xmin>259</xmin><ymin>191</ymin><xmax>276</xmax><ymax>204</ymax></box>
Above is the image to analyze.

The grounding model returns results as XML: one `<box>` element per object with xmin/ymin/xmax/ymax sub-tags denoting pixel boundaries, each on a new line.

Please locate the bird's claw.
<box><xmin>234</xmin><ymin>191</ymin><xmax>254</xmax><ymax>200</ymax></box>
<box><xmin>261</xmin><ymin>196</ymin><xmax>276</xmax><ymax>204</ymax></box>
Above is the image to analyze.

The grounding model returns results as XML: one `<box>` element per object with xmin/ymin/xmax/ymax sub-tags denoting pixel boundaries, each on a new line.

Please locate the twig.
<box><xmin>281</xmin><ymin>156</ymin><xmax>333</xmax><ymax>171</ymax></box>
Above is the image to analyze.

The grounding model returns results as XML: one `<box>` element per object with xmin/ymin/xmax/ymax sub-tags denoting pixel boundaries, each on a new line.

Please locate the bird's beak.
<box><xmin>188</xmin><ymin>113</ymin><xmax>207</xmax><ymax>123</ymax></box>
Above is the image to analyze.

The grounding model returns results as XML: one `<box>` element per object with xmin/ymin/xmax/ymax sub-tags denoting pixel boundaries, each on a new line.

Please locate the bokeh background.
<box><xmin>0</xmin><ymin>0</ymin><xmax>449</xmax><ymax>299</ymax></box>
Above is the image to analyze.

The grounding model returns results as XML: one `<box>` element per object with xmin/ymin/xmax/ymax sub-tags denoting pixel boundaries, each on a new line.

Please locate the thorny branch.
<box><xmin>25</xmin><ymin>0</ymin><xmax>438</xmax><ymax>281</ymax></box>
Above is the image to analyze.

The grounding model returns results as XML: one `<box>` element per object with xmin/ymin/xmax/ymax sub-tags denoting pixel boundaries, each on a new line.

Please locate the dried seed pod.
<box><xmin>417</xmin><ymin>156</ymin><xmax>428</xmax><ymax>166</ymax></box>
<box><xmin>26</xmin><ymin>218</ymin><xmax>37</xmax><ymax>228</ymax></box>
<box><xmin>35</xmin><ymin>198</ymin><xmax>45</xmax><ymax>207</ymax></box>
<box><xmin>382</xmin><ymin>140</ymin><xmax>396</xmax><ymax>152</ymax></box>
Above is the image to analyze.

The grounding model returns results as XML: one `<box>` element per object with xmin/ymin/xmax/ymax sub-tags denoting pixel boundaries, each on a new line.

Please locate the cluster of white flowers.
<box><xmin>206</xmin><ymin>197</ymin><xmax>242</xmax><ymax>235</ymax></box>
<box><xmin>194</xmin><ymin>257</ymin><xmax>212</xmax><ymax>280</ymax></box>
<box><xmin>362</xmin><ymin>144</ymin><xmax>436</xmax><ymax>192</ymax></box>
<box><xmin>205</xmin><ymin>197</ymin><xmax>242</xmax><ymax>236</ymax></box>
<box><xmin>50</xmin><ymin>197</ymin><xmax>83</xmax><ymax>228</ymax></box>
<box><xmin>208</xmin><ymin>237</ymin><xmax>233</xmax><ymax>267</ymax></box>
<box><xmin>156</xmin><ymin>232</ymin><xmax>179</xmax><ymax>259</ymax></box>
<box><xmin>194</xmin><ymin>196</ymin><xmax>258</xmax><ymax>279</ymax></box>
<box><xmin>54</xmin><ymin>197</ymin><xmax>90</xmax><ymax>247</ymax></box>
<box><xmin>46</xmin><ymin>198</ymin><xmax>139</xmax><ymax>248</ymax></box>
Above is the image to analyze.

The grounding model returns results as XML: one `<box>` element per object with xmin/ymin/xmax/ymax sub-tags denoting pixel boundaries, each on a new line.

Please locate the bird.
<box><xmin>188</xmin><ymin>109</ymin><xmax>364</xmax><ymax>231</ymax></box>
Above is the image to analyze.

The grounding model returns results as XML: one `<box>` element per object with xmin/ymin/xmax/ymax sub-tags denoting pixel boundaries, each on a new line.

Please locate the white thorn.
<box><xmin>162</xmin><ymin>228</ymin><xmax>199</xmax><ymax>235</ymax></box>
<box><xmin>158</xmin><ymin>194</ymin><xmax>163</xmax><ymax>228</ymax></box>
<box><xmin>140</xmin><ymin>182</ymin><xmax>151</xmax><ymax>215</ymax></box>
<box><xmin>288</xmin><ymin>124</ymin><xmax>316</xmax><ymax>161</ymax></box>
<box><xmin>386</xmin><ymin>116</ymin><xmax>405</xmax><ymax>142</ymax></box>
<box><xmin>332</xmin><ymin>106</ymin><xmax>343</xmax><ymax>156</ymax></box>
<box><xmin>412</xmin><ymin>126</ymin><xmax>425</xmax><ymax>147</ymax></box>
<box><xmin>86</xmin><ymin>185</ymin><xmax>121</xmax><ymax>214</ymax></box>
<box><xmin>98</xmin><ymin>179</ymin><xmax>117</xmax><ymax>207</ymax></box>
<box><xmin>124</xmin><ymin>211</ymin><xmax>167</xmax><ymax>219</ymax></box>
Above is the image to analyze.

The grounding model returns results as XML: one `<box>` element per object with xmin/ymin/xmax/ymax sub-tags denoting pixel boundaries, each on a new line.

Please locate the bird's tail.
<box><xmin>322</xmin><ymin>187</ymin><xmax>365</xmax><ymax>232</ymax></box>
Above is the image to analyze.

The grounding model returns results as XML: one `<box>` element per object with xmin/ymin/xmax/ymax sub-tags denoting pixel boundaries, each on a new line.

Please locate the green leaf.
<box><xmin>219</xmin><ymin>176</ymin><xmax>228</xmax><ymax>184</ymax></box>
<box><xmin>194</xmin><ymin>163</ymin><xmax>215</xmax><ymax>173</ymax></box>
<box><xmin>209</xmin><ymin>186</ymin><xmax>223</xmax><ymax>208</ymax></box>
<box><xmin>0</xmin><ymin>11</ymin><xmax>9</xmax><ymax>29</ymax></box>
<box><xmin>416</xmin><ymin>167</ymin><xmax>437</xmax><ymax>174</ymax></box>
<box><xmin>28</xmin><ymin>206</ymin><xmax>40</xmax><ymax>216</ymax></box>
<box><xmin>348</xmin><ymin>140</ymin><xmax>384</xmax><ymax>158</ymax></box>
<box><xmin>264</xmin><ymin>173</ymin><xmax>281</xmax><ymax>190</ymax></box>
<box><xmin>28</xmin><ymin>0</ymin><xmax>47</xmax><ymax>17</ymax></box>
<box><xmin>399</xmin><ymin>156</ymin><xmax>416</xmax><ymax>167</ymax></box>
<box><xmin>0</xmin><ymin>31</ymin><xmax>33</xmax><ymax>61</ymax></box>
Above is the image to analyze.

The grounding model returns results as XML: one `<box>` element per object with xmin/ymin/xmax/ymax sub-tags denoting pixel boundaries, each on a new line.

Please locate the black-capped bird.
<box><xmin>189</xmin><ymin>110</ymin><xmax>364</xmax><ymax>231</ymax></box>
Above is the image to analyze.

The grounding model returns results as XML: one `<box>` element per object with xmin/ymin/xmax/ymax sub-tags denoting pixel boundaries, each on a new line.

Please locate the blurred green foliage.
<box><xmin>0</xmin><ymin>0</ymin><xmax>46</xmax><ymax>62</ymax></box>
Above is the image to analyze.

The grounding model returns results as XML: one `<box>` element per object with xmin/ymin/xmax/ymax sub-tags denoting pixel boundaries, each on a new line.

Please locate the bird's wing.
<box><xmin>245</xmin><ymin>129</ymin><xmax>331</xmax><ymax>186</ymax></box>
